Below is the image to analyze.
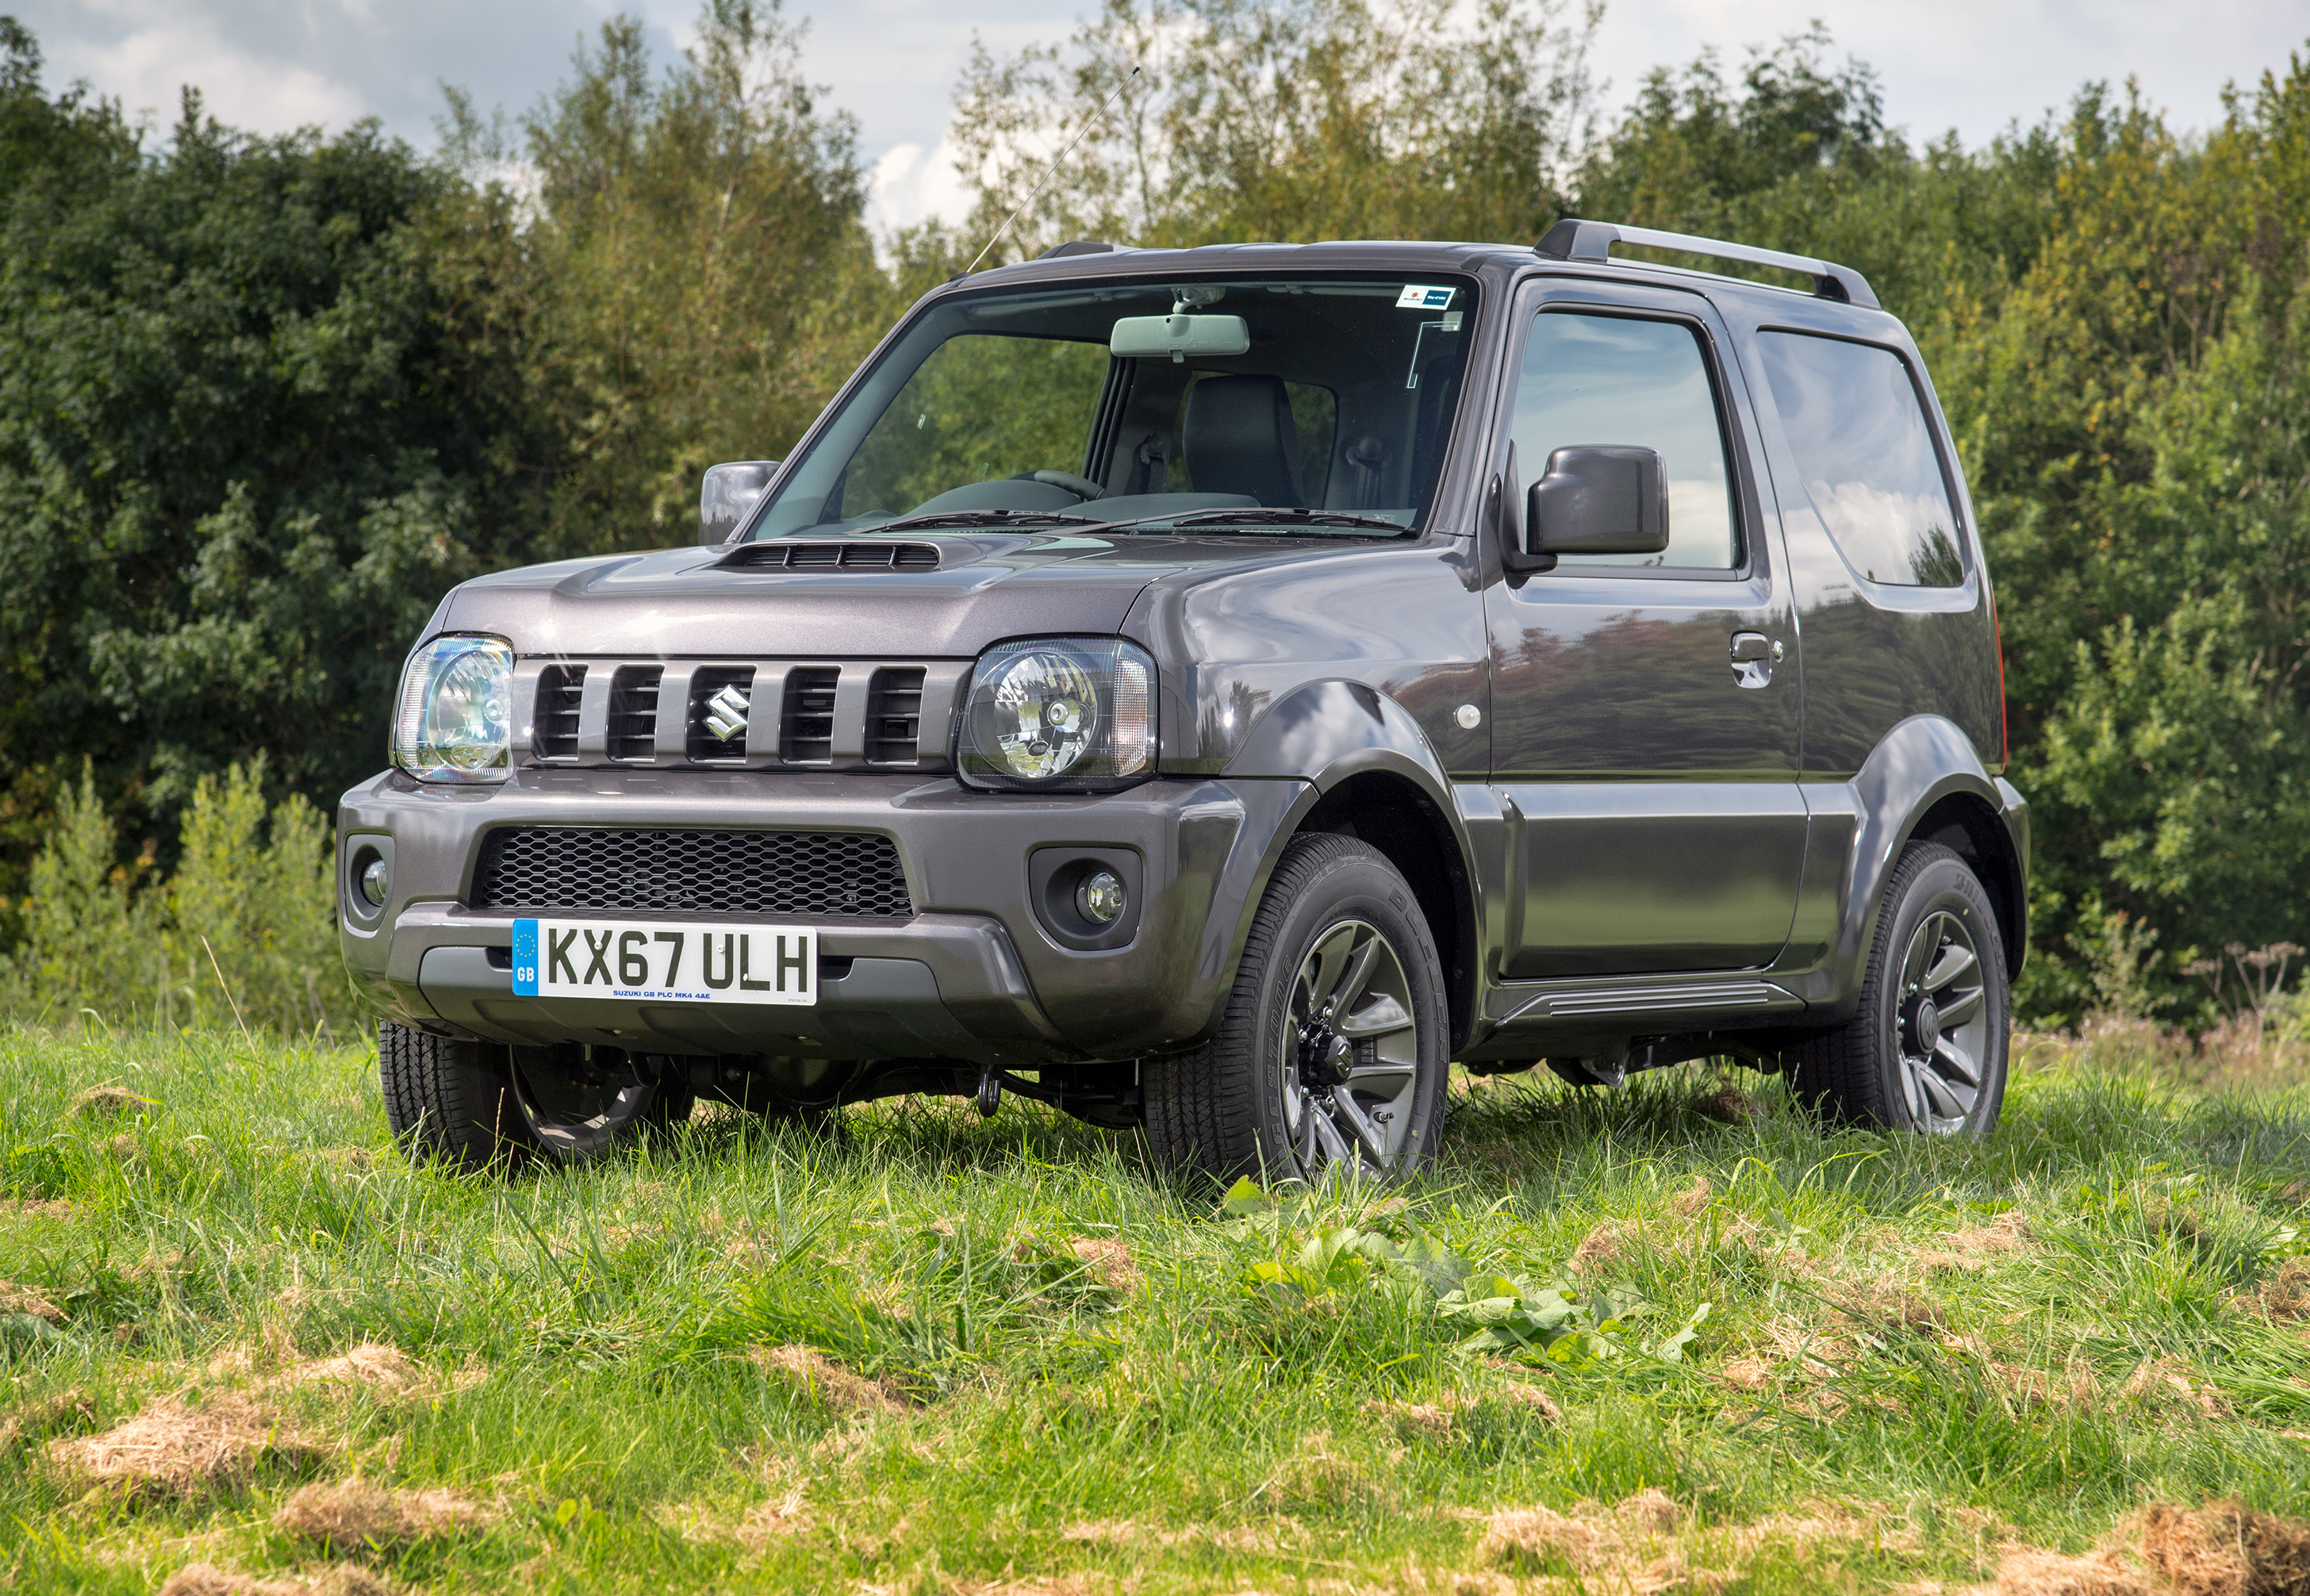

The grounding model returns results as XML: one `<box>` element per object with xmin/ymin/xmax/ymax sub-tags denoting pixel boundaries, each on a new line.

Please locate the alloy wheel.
<box><xmin>1279</xmin><ymin>917</ymin><xmax>1422</xmax><ymax>1173</ymax></box>
<box><xmin>1894</xmin><ymin>907</ymin><xmax>1990</xmax><ymax>1133</ymax></box>
<box><xmin>510</xmin><ymin>1049</ymin><xmax>662</xmax><ymax>1161</ymax></box>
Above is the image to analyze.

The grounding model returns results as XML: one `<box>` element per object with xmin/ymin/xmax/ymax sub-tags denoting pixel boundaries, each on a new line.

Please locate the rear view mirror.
<box><xmin>700</xmin><ymin>460</ymin><xmax>779</xmax><ymax>546</ymax></box>
<box><xmin>1110</xmin><ymin>313</ymin><xmax>1251</xmax><ymax>365</ymax></box>
<box><xmin>1525</xmin><ymin>446</ymin><xmax>1669</xmax><ymax>560</ymax></box>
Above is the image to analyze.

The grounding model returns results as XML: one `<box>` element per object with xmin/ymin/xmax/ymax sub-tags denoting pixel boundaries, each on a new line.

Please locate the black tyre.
<box><xmin>508</xmin><ymin>1045</ymin><xmax>692</xmax><ymax>1164</ymax></box>
<box><xmin>1790</xmin><ymin>842</ymin><xmax>2010</xmax><ymax>1134</ymax></box>
<box><xmin>1145</xmin><ymin>834</ymin><xmax>1449</xmax><ymax>1183</ymax></box>
<box><xmin>378</xmin><ymin>1020</ymin><xmax>537</xmax><ymax>1172</ymax></box>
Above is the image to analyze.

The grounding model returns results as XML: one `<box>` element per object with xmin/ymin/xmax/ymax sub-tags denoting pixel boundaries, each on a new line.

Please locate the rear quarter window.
<box><xmin>1756</xmin><ymin>332</ymin><xmax>1965</xmax><ymax>588</ymax></box>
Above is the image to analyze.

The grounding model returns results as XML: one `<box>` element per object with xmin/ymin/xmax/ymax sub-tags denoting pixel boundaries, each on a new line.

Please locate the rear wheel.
<box><xmin>378</xmin><ymin>1021</ymin><xmax>536</xmax><ymax>1172</ymax></box>
<box><xmin>508</xmin><ymin>1046</ymin><xmax>693</xmax><ymax>1163</ymax></box>
<box><xmin>1790</xmin><ymin>842</ymin><xmax>2009</xmax><ymax>1134</ymax></box>
<box><xmin>1145</xmin><ymin>834</ymin><xmax>1448</xmax><ymax>1184</ymax></box>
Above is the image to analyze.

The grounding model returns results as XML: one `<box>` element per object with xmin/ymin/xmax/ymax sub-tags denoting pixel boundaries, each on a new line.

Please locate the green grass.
<box><xmin>2</xmin><ymin>1028</ymin><xmax>2307</xmax><ymax>1593</ymax></box>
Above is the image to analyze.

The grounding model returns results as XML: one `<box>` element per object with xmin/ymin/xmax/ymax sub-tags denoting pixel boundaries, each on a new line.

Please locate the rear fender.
<box><xmin>1794</xmin><ymin>716</ymin><xmax>2029</xmax><ymax>1017</ymax></box>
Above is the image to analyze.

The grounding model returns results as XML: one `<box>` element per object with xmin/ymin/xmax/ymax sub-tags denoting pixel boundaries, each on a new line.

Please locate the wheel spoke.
<box><xmin>1328</xmin><ymin>1089</ymin><xmax>1392</xmax><ymax>1164</ymax></box>
<box><xmin>1917</xmin><ymin>1068</ymin><xmax>1969</xmax><ymax>1121</ymax></box>
<box><xmin>1329</xmin><ymin>936</ymin><xmax>1381</xmax><ymax>1012</ymax></box>
<box><xmin>1340</xmin><ymin>1060</ymin><xmax>1417</xmax><ymax>1099</ymax></box>
<box><xmin>1936</xmin><ymin>985</ymin><xmax>1984</xmax><ymax>1027</ymax></box>
<box><xmin>1901</xmin><ymin>915</ymin><xmax>1944</xmax><ymax>992</ymax></box>
<box><xmin>1933</xmin><ymin>1033</ymin><xmax>1982</xmax><ymax>1088</ymax></box>
<box><xmin>1304</xmin><ymin>925</ymin><xmax>1357</xmax><ymax>1017</ymax></box>
<box><xmin>1922</xmin><ymin>941</ymin><xmax>1978</xmax><ymax>995</ymax></box>
<box><xmin>1308</xmin><ymin>1107</ymin><xmax>1354</xmax><ymax>1166</ymax></box>
<box><xmin>1335</xmin><ymin>995</ymin><xmax>1414</xmax><ymax>1040</ymax></box>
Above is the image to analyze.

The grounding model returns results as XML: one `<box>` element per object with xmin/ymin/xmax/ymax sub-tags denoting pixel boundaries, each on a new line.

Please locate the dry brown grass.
<box><xmin>1482</xmin><ymin>1490</ymin><xmax>1933</xmax><ymax>1591</ymax></box>
<box><xmin>1977</xmin><ymin>1499</ymin><xmax>2310</xmax><ymax>1596</ymax></box>
<box><xmin>155</xmin><ymin>1564</ymin><xmax>389</xmax><ymax>1596</ymax></box>
<box><xmin>0</xmin><ymin>1196</ymin><xmax>74</xmax><ymax>1219</ymax></box>
<box><xmin>1918</xmin><ymin>1211</ymin><xmax>2039</xmax><ymax>1274</ymax></box>
<box><xmin>48</xmin><ymin>1392</ymin><xmax>327</xmax><ymax>1498</ymax></box>
<box><xmin>1256</xmin><ymin>1428</ymin><xmax>1387</xmax><ymax>1508</ymax></box>
<box><xmin>749</xmin><ymin>1344</ymin><xmax>908</xmax><ymax>1417</ymax></box>
<box><xmin>1667</xmin><ymin>1177</ymin><xmax>1714</xmax><ymax>1219</ymax></box>
<box><xmin>1690</xmin><ymin>1075</ymin><xmax>1755</xmax><ymax>1124</ymax></box>
<box><xmin>2257</xmin><ymin>1258</ymin><xmax>2310</xmax><ymax>1322</ymax></box>
<box><xmin>2117</xmin><ymin>1360</ymin><xmax>2226</xmax><ymax>1418</ymax></box>
<box><xmin>0</xmin><ymin>1277</ymin><xmax>65</xmax><ymax>1323</ymax></box>
<box><xmin>1068</xmin><ymin>1237</ymin><xmax>1142</xmax><ymax>1292</ymax></box>
<box><xmin>273</xmin><ymin>1479</ymin><xmax>494</xmax><ymax>1550</ymax></box>
<box><xmin>1569</xmin><ymin>1220</ymin><xmax>1634</xmax><ymax>1274</ymax></box>
<box><xmin>73</xmin><ymin>1085</ymin><xmax>154</xmax><ymax>1118</ymax></box>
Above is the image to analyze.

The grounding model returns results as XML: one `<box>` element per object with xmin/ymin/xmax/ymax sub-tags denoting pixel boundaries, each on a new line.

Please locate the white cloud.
<box><xmin>48</xmin><ymin>10</ymin><xmax>367</xmax><ymax>135</ymax></box>
<box><xmin>867</xmin><ymin>136</ymin><xmax>978</xmax><ymax>234</ymax></box>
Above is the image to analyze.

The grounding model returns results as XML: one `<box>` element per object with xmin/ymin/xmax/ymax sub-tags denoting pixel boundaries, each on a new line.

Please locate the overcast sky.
<box><xmin>18</xmin><ymin>0</ymin><xmax>2307</xmax><ymax>234</ymax></box>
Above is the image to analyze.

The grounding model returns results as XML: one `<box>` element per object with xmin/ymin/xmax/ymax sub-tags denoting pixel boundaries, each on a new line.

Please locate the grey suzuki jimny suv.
<box><xmin>340</xmin><ymin>219</ymin><xmax>2027</xmax><ymax>1176</ymax></box>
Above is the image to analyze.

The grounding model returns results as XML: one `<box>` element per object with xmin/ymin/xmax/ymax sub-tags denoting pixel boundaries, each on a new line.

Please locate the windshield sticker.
<box><xmin>1396</xmin><ymin>284</ymin><xmax>1455</xmax><ymax>310</ymax></box>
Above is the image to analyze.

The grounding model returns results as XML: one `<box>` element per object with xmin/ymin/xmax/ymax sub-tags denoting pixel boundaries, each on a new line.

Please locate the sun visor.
<box><xmin>1110</xmin><ymin>313</ymin><xmax>1251</xmax><ymax>364</ymax></box>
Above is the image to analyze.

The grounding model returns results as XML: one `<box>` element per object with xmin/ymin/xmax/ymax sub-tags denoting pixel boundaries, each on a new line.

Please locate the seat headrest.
<box><xmin>1184</xmin><ymin>375</ymin><xmax>1305</xmax><ymax>508</ymax></box>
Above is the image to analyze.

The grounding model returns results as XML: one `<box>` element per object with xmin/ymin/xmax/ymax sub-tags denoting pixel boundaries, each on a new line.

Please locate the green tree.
<box><xmin>949</xmin><ymin>0</ymin><xmax>1600</xmax><ymax>262</ymax></box>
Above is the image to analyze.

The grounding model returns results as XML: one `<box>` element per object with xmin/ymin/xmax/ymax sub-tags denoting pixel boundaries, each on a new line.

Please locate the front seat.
<box><xmin>1184</xmin><ymin>375</ymin><xmax>1304</xmax><ymax>508</ymax></box>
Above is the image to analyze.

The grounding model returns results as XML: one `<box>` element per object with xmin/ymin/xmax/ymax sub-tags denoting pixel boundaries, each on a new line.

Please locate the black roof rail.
<box><xmin>1039</xmin><ymin>240</ymin><xmax>1119</xmax><ymax>259</ymax></box>
<box><xmin>1535</xmin><ymin>218</ymin><xmax>1878</xmax><ymax>311</ymax></box>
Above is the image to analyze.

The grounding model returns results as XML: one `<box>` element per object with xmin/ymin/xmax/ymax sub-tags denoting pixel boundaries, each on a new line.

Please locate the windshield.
<box><xmin>747</xmin><ymin>274</ymin><xmax>1479</xmax><ymax>540</ymax></box>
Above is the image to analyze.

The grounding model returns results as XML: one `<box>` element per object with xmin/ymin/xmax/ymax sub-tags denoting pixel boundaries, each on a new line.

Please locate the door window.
<box><xmin>1755</xmin><ymin>332</ymin><xmax>1964</xmax><ymax>587</ymax></box>
<box><xmin>1509</xmin><ymin>312</ymin><xmax>1740</xmax><ymax>570</ymax></box>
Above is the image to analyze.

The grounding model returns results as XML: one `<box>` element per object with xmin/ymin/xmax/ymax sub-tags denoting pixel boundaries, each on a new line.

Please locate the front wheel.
<box><xmin>1144</xmin><ymin>834</ymin><xmax>1449</xmax><ymax>1183</ymax></box>
<box><xmin>1790</xmin><ymin>842</ymin><xmax>2010</xmax><ymax>1134</ymax></box>
<box><xmin>378</xmin><ymin>1021</ymin><xmax>537</xmax><ymax>1172</ymax></box>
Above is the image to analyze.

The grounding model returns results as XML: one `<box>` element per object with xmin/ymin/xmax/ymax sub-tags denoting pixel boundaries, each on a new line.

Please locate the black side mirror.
<box><xmin>1518</xmin><ymin>446</ymin><xmax>1670</xmax><ymax>565</ymax></box>
<box><xmin>700</xmin><ymin>460</ymin><xmax>780</xmax><ymax>546</ymax></box>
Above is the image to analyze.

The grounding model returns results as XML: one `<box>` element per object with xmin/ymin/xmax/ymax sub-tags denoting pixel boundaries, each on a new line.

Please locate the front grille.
<box><xmin>781</xmin><ymin>668</ymin><xmax>839</xmax><ymax>763</ymax></box>
<box><xmin>512</xmin><ymin>656</ymin><xmax>962</xmax><ymax>770</ymax></box>
<box><xmin>608</xmin><ymin>666</ymin><xmax>662</xmax><ymax>762</ymax></box>
<box><xmin>470</xmin><ymin>828</ymin><xmax>914</xmax><ymax>918</ymax></box>
<box><xmin>866</xmin><ymin>667</ymin><xmax>926</xmax><ymax>763</ymax></box>
<box><xmin>534</xmin><ymin>665</ymin><xmax>585</xmax><ymax>760</ymax></box>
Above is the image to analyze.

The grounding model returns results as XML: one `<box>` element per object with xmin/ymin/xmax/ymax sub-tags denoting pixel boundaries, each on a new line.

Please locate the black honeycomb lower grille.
<box><xmin>470</xmin><ymin>828</ymin><xmax>913</xmax><ymax>919</ymax></box>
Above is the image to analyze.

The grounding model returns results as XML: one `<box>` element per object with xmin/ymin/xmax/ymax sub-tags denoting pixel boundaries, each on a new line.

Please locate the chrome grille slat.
<box><xmin>526</xmin><ymin>658</ymin><xmax>967</xmax><ymax>771</ymax></box>
<box><xmin>606</xmin><ymin>666</ymin><xmax>663</xmax><ymax>762</ymax></box>
<box><xmin>533</xmin><ymin>665</ymin><xmax>585</xmax><ymax>760</ymax></box>
<box><xmin>780</xmin><ymin>667</ymin><xmax>840</xmax><ymax>764</ymax></box>
<box><xmin>470</xmin><ymin>827</ymin><xmax>913</xmax><ymax>918</ymax></box>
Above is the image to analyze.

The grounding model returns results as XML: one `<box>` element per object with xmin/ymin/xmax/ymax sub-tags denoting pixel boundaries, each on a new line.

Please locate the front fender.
<box><xmin>1201</xmin><ymin>680</ymin><xmax>1483</xmax><ymax>1042</ymax></box>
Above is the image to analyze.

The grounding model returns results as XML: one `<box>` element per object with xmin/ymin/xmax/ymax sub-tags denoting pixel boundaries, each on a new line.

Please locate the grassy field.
<box><xmin>2</xmin><ymin>1028</ymin><xmax>2307</xmax><ymax>1595</ymax></box>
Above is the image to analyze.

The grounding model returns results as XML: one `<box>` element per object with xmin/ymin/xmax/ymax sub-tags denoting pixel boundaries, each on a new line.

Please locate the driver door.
<box><xmin>1485</xmin><ymin>278</ymin><xmax>1807</xmax><ymax>978</ymax></box>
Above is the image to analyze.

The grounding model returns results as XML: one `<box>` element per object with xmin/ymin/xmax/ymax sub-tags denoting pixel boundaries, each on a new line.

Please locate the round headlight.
<box><xmin>987</xmin><ymin>650</ymin><xmax>1103</xmax><ymax>779</ymax></box>
<box><xmin>393</xmin><ymin>635</ymin><xmax>514</xmax><ymax>784</ymax></box>
<box><xmin>957</xmin><ymin>637</ymin><xmax>1156</xmax><ymax>792</ymax></box>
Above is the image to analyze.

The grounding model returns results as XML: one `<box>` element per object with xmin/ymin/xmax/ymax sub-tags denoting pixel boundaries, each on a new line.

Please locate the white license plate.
<box><xmin>510</xmin><ymin>919</ymin><xmax>817</xmax><ymax>1005</ymax></box>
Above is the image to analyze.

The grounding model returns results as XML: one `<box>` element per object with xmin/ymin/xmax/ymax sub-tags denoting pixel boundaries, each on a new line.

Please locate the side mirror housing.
<box><xmin>1521</xmin><ymin>446</ymin><xmax>1670</xmax><ymax>562</ymax></box>
<box><xmin>700</xmin><ymin>460</ymin><xmax>780</xmax><ymax>545</ymax></box>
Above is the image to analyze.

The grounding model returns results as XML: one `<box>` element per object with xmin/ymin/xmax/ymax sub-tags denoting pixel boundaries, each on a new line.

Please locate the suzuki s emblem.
<box><xmin>703</xmin><ymin>682</ymin><xmax>750</xmax><ymax>742</ymax></box>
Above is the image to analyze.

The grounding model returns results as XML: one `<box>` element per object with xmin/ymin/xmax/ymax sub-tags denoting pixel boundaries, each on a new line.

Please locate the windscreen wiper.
<box><xmin>869</xmin><ymin>508</ymin><xmax>1107</xmax><ymax>533</ymax></box>
<box><xmin>1165</xmin><ymin>508</ymin><xmax>1414</xmax><ymax>534</ymax></box>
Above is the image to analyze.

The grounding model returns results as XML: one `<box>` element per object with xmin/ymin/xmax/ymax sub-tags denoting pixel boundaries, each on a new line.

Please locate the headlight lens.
<box><xmin>393</xmin><ymin>635</ymin><xmax>514</xmax><ymax>783</ymax></box>
<box><xmin>957</xmin><ymin>637</ymin><xmax>1156</xmax><ymax>791</ymax></box>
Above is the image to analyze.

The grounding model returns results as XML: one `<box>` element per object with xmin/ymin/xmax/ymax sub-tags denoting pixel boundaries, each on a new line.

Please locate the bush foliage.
<box><xmin>0</xmin><ymin>3</ymin><xmax>2306</xmax><ymax>1027</ymax></box>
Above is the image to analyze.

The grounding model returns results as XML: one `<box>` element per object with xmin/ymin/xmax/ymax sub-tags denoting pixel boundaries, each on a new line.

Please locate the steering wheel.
<box><xmin>1023</xmin><ymin>470</ymin><xmax>1106</xmax><ymax>501</ymax></box>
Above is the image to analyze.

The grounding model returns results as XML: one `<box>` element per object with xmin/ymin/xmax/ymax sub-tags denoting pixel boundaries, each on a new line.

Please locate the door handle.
<box><xmin>1729</xmin><ymin>631</ymin><xmax>1782</xmax><ymax>688</ymax></box>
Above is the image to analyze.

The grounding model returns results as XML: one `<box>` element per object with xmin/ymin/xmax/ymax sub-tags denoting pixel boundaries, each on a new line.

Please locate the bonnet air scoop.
<box><xmin>714</xmin><ymin>539</ymin><xmax>943</xmax><ymax>571</ymax></box>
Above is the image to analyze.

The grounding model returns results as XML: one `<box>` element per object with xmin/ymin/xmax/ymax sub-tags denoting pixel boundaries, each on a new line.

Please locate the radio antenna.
<box><xmin>962</xmin><ymin>64</ymin><xmax>1141</xmax><ymax>277</ymax></box>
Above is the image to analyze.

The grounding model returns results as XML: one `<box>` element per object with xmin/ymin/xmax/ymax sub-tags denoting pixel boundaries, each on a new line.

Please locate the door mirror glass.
<box><xmin>700</xmin><ymin>460</ymin><xmax>779</xmax><ymax>545</ymax></box>
<box><xmin>1525</xmin><ymin>446</ymin><xmax>1669</xmax><ymax>557</ymax></box>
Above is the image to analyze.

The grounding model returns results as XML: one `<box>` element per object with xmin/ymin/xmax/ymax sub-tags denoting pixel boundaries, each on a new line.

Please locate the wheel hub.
<box><xmin>1904</xmin><ymin>994</ymin><xmax>1940</xmax><ymax>1054</ymax></box>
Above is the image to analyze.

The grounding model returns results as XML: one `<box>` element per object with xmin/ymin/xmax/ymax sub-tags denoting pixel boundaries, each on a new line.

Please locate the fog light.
<box><xmin>359</xmin><ymin>856</ymin><xmax>390</xmax><ymax>907</ymax></box>
<box><xmin>1076</xmin><ymin>869</ymin><xmax>1126</xmax><ymax>926</ymax></box>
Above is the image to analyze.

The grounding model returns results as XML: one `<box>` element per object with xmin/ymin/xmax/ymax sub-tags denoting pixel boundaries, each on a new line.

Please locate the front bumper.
<box><xmin>338</xmin><ymin>768</ymin><xmax>1304</xmax><ymax>1065</ymax></box>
